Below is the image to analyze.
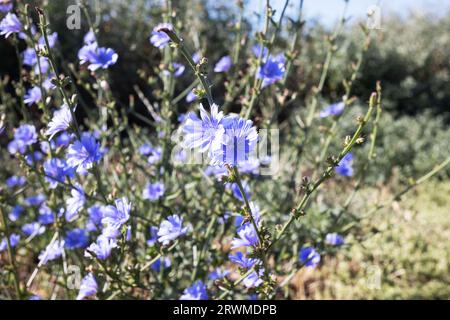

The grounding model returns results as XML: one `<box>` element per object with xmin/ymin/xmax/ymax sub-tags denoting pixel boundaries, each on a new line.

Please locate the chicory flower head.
<box><xmin>151</xmin><ymin>257</ymin><xmax>171</xmax><ymax>271</ymax></box>
<box><xmin>0</xmin><ymin>13</ymin><xmax>22</xmax><ymax>38</ymax></box>
<box><xmin>0</xmin><ymin>233</ymin><xmax>20</xmax><ymax>252</ymax></box>
<box><xmin>146</xmin><ymin>226</ymin><xmax>159</xmax><ymax>246</ymax></box>
<box><xmin>9</xmin><ymin>205</ymin><xmax>24</xmax><ymax>221</ymax></box>
<box><xmin>231</xmin><ymin>223</ymin><xmax>259</xmax><ymax>249</ymax></box>
<box><xmin>157</xmin><ymin>214</ymin><xmax>188</xmax><ymax>245</ymax></box>
<box><xmin>78</xmin><ymin>42</ymin><xmax>118</xmax><ymax>71</ymax></box>
<box><xmin>76</xmin><ymin>273</ymin><xmax>98</xmax><ymax>300</ymax></box>
<box><xmin>65</xmin><ymin>185</ymin><xmax>85</xmax><ymax>222</ymax></box>
<box><xmin>22</xmin><ymin>48</ymin><xmax>37</xmax><ymax>66</ymax></box>
<box><xmin>22</xmin><ymin>222</ymin><xmax>45</xmax><ymax>237</ymax></box>
<box><xmin>325</xmin><ymin>233</ymin><xmax>345</xmax><ymax>246</ymax></box>
<box><xmin>208</xmin><ymin>267</ymin><xmax>230</xmax><ymax>281</ymax></box>
<box><xmin>46</xmin><ymin>104</ymin><xmax>73</xmax><ymax>140</ymax></box>
<box><xmin>214</xmin><ymin>55</ymin><xmax>232</xmax><ymax>73</ymax></box>
<box><xmin>319</xmin><ymin>102</ymin><xmax>345</xmax><ymax>118</ymax></box>
<box><xmin>150</xmin><ymin>23</ymin><xmax>173</xmax><ymax>48</ymax></box>
<box><xmin>0</xmin><ymin>1</ymin><xmax>13</xmax><ymax>12</ymax></box>
<box><xmin>8</xmin><ymin>124</ymin><xmax>38</xmax><ymax>154</ymax></box>
<box><xmin>6</xmin><ymin>175</ymin><xmax>26</xmax><ymax>188</ymax></box>
<box><xmin>335</xmin><ymin>152</ymin><xmax>354</xmax><ymax>177</ymax></box>
<box><xmin>186</xmin><ymin>90</ymin><xmax>197</xmax><ymax>103</ymax></box>
<box><xmin>101</xmin><ymin>197</ymin><xmax>131</xmax><ymax>238</ymax></box>
<box><xmin>182</xmin><ymin>103</ymin><xmax>225</xmax><ymax>154</ymax></box>
<box><xmin>142</xmin><ymin>181</ymin><xmax>165</xmax><ymax>201</ymax></box>
<box><xmin>299</xmin><ymin>247</ymin><xmax>321</xmax><ymax>268</ymax></box>
<box><xmin>43</xmin><ymin>158</ymin><xmax>74</xmax><ymax>189</ymax></box>
<box><xmin>256</xmin><ymin>53</ymin><xmax>286</xmax><ymax>88</ymax></box>
<box><xmin>211</xmin><ymin>114</ymin><xmax>258</xmax><ymax>166</ymax></box>
<box><xmin>38</xmin><ymin>240</ymin><xmax>64</xmax><ymax>264</ymax></box>
<box><xmin>65</xmin><ymin>228</ymin><xmax>89</xmax><ymax>249</ymax></box>
<box><xmin>179</xmin><ymin>281</ymin><xmax>208</xmax><ymax>300</ymax></box>
<box><xmin>66</xmin><ymin>132</ymin><xmax>104</xmax><ymax>173</ymax></box>
<box><xmin>25</xmin><ymin>194</ymin><xmax>46</xmax><ymax>207</ymax></box>
<box><xmin>24</xmin><ymin>87</ymin><xmax>42</xmax><ymax>106</ymax></box>
<box><xmin>85</xmin><ymin>235</ymin><xmax>117</xmax><ymax>260</ymax></box>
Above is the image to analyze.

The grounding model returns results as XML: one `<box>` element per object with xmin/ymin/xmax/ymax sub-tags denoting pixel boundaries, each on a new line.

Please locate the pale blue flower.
<box><xmin>66</xmin><ymin>132</ymin><xmax>104</xmax><ymax>173</ymax></box>
<box><xmin>6</xmin><ymin>175</ymin><xmax>26</xmax><ymax>188</ymax></box>
<box><xmin>0</xmin><ymin>13</ymin><xmax>22</xmax><ymax>38</ymax></box>
<box><xmin>78</xmin><ymin>42</ymin><xmax>118</xmax><ymax>71</ymax></box>
<box><xmin>0</xmin><ymin>233</ymin><xmax>20</xmax><ymax>252</ymax></box>
<box><xmin>319</xmin><ymin>102</ymin><xmax>345</xmax><ymax>118</ymax></box>
<box><xmin>182</xmin><ymin>103</ymin><xmax>225</xmax><ymax>153</ymax></box>
<box><xmin>38</xmin><ymin>204</ymin><xmax>55</xmax><ymax>225</ymax></box>
<box><xmin>43</xmin><ymin>158</ymin><xmax>74</xmax><ymax>188</ymax></box>
<box><xmin>143</xmin><ymin>181</ymin><xmax>165</xmax><ymax>201</ymax></box>
<box><xmin>22</xmin><ymin>222</ymin><xmax>45</xmax><ymax>237</ymax></box>
<box><xmin>335</xmin><ymin>152</ymin><xmax>354</xmax><ymax>177</ymax></box>
<box><xmin>231</xmin><ymin>223</ymin><xmax>259</xmax><ymax>249</ymax></box>
<box><xmin>227</xmin><ymin>180</ymin><xmax>250</xmax><ymax>203</ymax></box>
<box><xmin>101</xmin><ymin>198</ymin><xmax>131</xmax><ymax>238</ymax></box>
<box><xmin>86</xmin><ymin>205</ymin><xmax>106</xmax><ymax>232</ymax></box>
<box><xmin>65</xmin><ymin>185</ymin><xmax>85</xmax><ymax>222</ymax></box>
<box><xmin>299</xmin><ymin>247</ymin><xmax>321</xmax><ymax>268</ymax></box>
<box><xmin>25</xmin><ymin>194</ymin><xmax>46</xmax><ymax>206</ymax></box>
<box><xmin>243</xmin><ymin>269</ymin><xmax>264</xmax><ymax>288</ymax></box>
<box><xmin>234</xmin><ymin>202</ymin><xmax>260</xmax><ymax>227</ymax></box>
<box><xmin>157</xmin><ymin>214</ymin><xmax>188</xmax><ymax>245</ymax></box>
<box><xmin>186</xmin><ymin>90</ymin><xmax>197</xmax><ymax>103</ymax></box>
<box><xmin>214</xmin><ymin>55</ymin><xmax>232</xmax><ymax>73</ymax></box>
<box><xmin>22</xmin><ymin>48</ymin><xmax>37</xmax><ymax>66</ymax></box>
<box><xmin>210</xmin><ymin>114</ymin><xmax>258</xmax><ymax>166</ymax></box>
<box><xmin>8</xmin><ymin>124</ymin><xmax>37</xmax><ymax>154</ymax></box>
<box><xmin>325</xmin><ymin>233</ymin><xmax>344</xmax><ymax>246</ymax></box>
<box><xmin>85</xmin><ymin>235</ymin><xmax>117</xmax><ymax>260</ymax></box>
<box><xmin>256</xmin><ymin>53</ymin><xmax>286</xmax><ymax>88</ymax></box>
<box><xmin>38</xmin><ymin>32</ymin><xmax>58</xmax><ymax>49</ymax></box>
<box><xmin>76</xmin><ymin>273</ymin><xmax>97</xmax><ymax>300</ymax></box>
<box><xmin>65</xmin><ymin>229</ymin><xmax>89</xmax><ymax>249</ymax></box>
<box><xmin>38</xmin><ymin>240</ymin><xmax>64</xmax><ymax>264</ymax></box>
<box><xmin>9</xmin><ymin>205</ymin><xmax>24</xmax><ymax>221</ymax></box>
<box><xmin>180</xmin><ymin>281</ymin><xmax>208</xmax><ymax>300</ymax></box>
<box><xmin>229</xmin><ymin>251</ymin><xmax>259</xmax><ymax>269</ymax></box>
<box><xmin>150</xmin><ymin>23</ymin><xmax>173</xmax><ymax>48</ymax></box>
<box><xmin>46</xmin><ymin>104</ymin><xmax>73</xmax><ymax>140</ymax></box>
<box><xmin>0</xmin><ymin>1</ymin><xmax>13</xmax><ymax>12</ymax></box>
<box><xmin>146</xmin><ymin>226</ymin><xmax>159</xmax><ymax>246</ymax></box>
<box><xmin>208</xmin><ymin>267</ymin><xmax>230</xmax><ymax>280</ymax></box>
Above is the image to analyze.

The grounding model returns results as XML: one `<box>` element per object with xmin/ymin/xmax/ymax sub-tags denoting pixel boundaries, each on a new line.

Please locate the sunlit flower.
<box><xmin>38</xmin><ymin>239</ymin><xmax>64</xmax><ymax>264</ymax></box>
<box><xmin>0</xmin><ymin>13</ymin><xmax>22</xmax><ymax>38</ymax></box>
<box><xmin>65</xmin><ymin>185</ymin><xmax>85</xmax><ymax>222</ymax></box>
<box><xmin>256</xmin><ymin>53</ymin><xmax>286</xmax><ymax>88</ymax></box>
<box><xmin>66</xmin><ymin>132</ymin><xmax>104</xmax><ymax>173</ymax></box>
<box><xmin>46</xmin><ymin>104</ymin><xmax>73</xmax><ymax>140</ymax></box>
<box><xmin>150</xmin><ymin>23</ymin><xmax>173</xmax><ymax>48</ymax></box>
<box><xmin>43</xmin><ymin>158</ymin><xmax>74</xmax><ymax>189</ymax></box>
<box><xmin>8</xmin><ymin>124</ymin><xmax>37</xmax><ymax>154</ymax></box>
<box><xmin>157</xmin><ymin>214</ymin><xmax>188</xmax><ymax>245</ymax></box>
<box><xmin>22</xmin><ymin>222</ymin><xmax>45</xmax><ymax>237</ymax></box>
<box><xmin>143</xmin><ymin>181</ymin><xmax>165</xmax><ymax>201</ymax></box>
<box><xmin>299</xmin><ymin>247</ymin><xmax>321</xmax><ymax>268</ymax></box>
<box><xmin>65</xmin><ymin>228</ymin><xmax>89</xmax><ymax>249</ymax></box>
<box><xmin>214</xmin><ymin>55</ymin><xmax>232</xmax><ymax>73</ymax></box>
<box><xmin>325</xmin><ymin>233</ymin><xmax>344</xmax><ymax>246</ymax></box>
<box><xmin>180</xmin><ymin>281</ymin><xmax>208</xmax><ymax>300</ymax></box>
<box><xmin>319</xmin><ymin>102</ymin><xmax>345</xmax><ymax>118</ymax></box>
<box><xmin>76</xmin><ymin>273</ymin><xmax>97</xmax><ymax>300</ymax></box>
<box><xmin>231</xmin><ymin>223</ymin><xmax>259</xmax><ymax>248</ymax></box>
<box><xmin>0</xmin><ymin>233</ymin><xmax>20</xmax><ymax>252</ymax></box>
<box><xmin>85</xmin><ymin>235</ymin><xmax>117</xmax><ymax>260</ymax></box>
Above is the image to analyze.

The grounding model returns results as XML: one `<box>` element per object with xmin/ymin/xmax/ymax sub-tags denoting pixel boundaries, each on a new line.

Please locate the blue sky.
<box><xmin>246</xmin><ymin>0</ymin><xmax>450</xmax><ymax>28</ymax></box>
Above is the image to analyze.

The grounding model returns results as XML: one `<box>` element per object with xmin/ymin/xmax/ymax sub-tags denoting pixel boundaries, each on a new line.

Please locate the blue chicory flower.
<box><xmin>65</xmin><ymin>229</ymin><xmax>89</xmax><ymax>249</ymax></box>
<box><xmin>86</xmin><ymin>205</ymin><xmax>106</xmax><ymax>232</ymax></box>
<box><xmin>231</xmin><ymin>223</ymin><xmax>259</xmax><ymax>249</ymax></box>
<box><xmin>179</xmin><ymin>281</ymin><xmax>208</xmax><ymax>300</ymax></box>
<box><xmin>299</xmin><ymin>247</ymin><xmax>321</xmax><ymax>268</ymax></box>
<box><xmin>38</xmin><ymin>239</ymin><xmax>64</xmax><ymax>264</ymax></box>
<box><xmin>65</xmin><ymin>185</ymin><xmax>85</xmax><ymax>222</ymax></box>
<box><xmin>22</xmin><ymin>48</ymin><xmax>37</xmax><ymax>66</ymax></box>
<box><xmin>43</xmin><ymin>158</ymin><xmax>74</xmax><ymax>188</ymax></box>
<box><xmin>24</xmin><ymin>87</ymin><xmax>42</xmax><ymax>106</ymax></box>
<box><xmin>256</xmin><ymin>53</ymin><xmax>285</xmax><ymax>88</ymax></box>
<box><xmin>150</xmin><ymin>23</ymin><xmax>173</xmax><ymax>48</ymax></box>
<box><xmin>38</xmin><ymin>204</ymin><xmax>55</xmax><ymax>225</ymax></box>
<box><xmin>66</xmin><ymin>132</ymin><xmax>104</xmax><ymax>173</ymax></box>
<box><xmin>78</xmin><ymin>42</ymin><xmax>118</xmax><ymax>71</ymax></box>
<box><xmin>214</xmin><ymin>55</ymin><xmax>232</xmax><ymax>73</ymax></box>
<box><xmin>142</xmin><ymin>181</ymin><xmax>165</xmax><ymax>201</ymax></box>
<box><xmin>182</xmin><ymin>103</ymin><xmax>225</xmax><ymax>154</ymax></box>
<box><xmin>146</xmin><ymin>226</ymin><xmax>159</xmax><ymax>246</ymax></box>
<box><xmin>8</xmin><ymin>124</ymin><xmax>38</xmax><ymax>154</ymax></box>
<box><xmin>0</xmin><ymin>13</ymin><xmax>22</xmax><ymax>38</ymax></box>
<box><xmin>325</xmin><ymin>233</ymin><xmax>345</xmax><ymax>246</ymax></box>
<box><xmin>228</xmin><ymin>180</ymin><xmax>251</xmax><ymax>203</ymax></box>
<box><xmin>101</xmin><ymin>198</ymin><xmax>131</xmax><ymax>238</ymax></box>
<box><xmin>0</xmin><ymin>233</ymin><xmax>20</xmax><ymax>252</ymax></box>
<box><xmin>335</xmin><ymin>152</ymin><xmax>354</xmax><ymax>177</ymax></box>
<box><xmin>85</xmin><ymin>235</ymin><xmax>117</xmax><ymax>260</ymax></box>
<box><xmin>242</xmin><ymin>269</ymin><xmax>264</xmax><ymax>288</ymax></box>
<box><xmin>157</xmin><ymin>214</ymin><xmax>188</xmax><ymax>245</ymax></box>
<box><xmin>46</xmin><ymin>104</ymin><xmax>73</xmax><ymax>140</ymax></box>
<box><xmin>229</xmin><ymin>251</ymin><xmax>260</xmax><ymax>269</ymax></box>
<box><xmin>319</xmin><ymin>102</ymin><xmax>345</xmax><ymax>118</ymax></box>
<box><xmin>6</xmin><ymin>175</ymin><xmax>26</xmax><ymax>188</ymax></box>
<box><xmin>210</xmin><ymin>114</ymin><xmax>258</xmax><ymax>166</ymax></box>
<box><xmin>9</xmin><ymin>205</ymin><xmax>24</xmax><ymax>221</ymax></box>
<box><xmin>186</xmin><ymin>90</ymin><xmax>197</xmax><ymax>103</ymax></box>
<box><xmin>234</xmin><ymin>202</ymin><xmax>260</xmax><ymax>227</ymax></box>
<box><xmin>76</xmin><ymin>273</ymin><xmax>98</xmax><ymax>300</ymax></box>
<box><xmin>0</xmin><ymin>1</ymin><xmax>13</xmax><ymax>12</ymax></box>
<box><xmin>25</xmin><ymin>194</ymin><xmax>46</xmax><ymax>206</ymax></box>
<box><xmin>208</xmin><ymin>267</ymin><xmax>230</xmax><ymax>281</ymax></box>
<box><xmin>22</xmin><ymin>222</ymin><xmax>45</xmax><ymax>237</ymax></box>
